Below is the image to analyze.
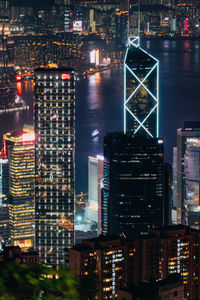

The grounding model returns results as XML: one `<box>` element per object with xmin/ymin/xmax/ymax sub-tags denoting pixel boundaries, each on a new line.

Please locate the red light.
<box><xmin>22</xmin><ymin>133</ymin><xmax>36</xmax><ymax>142</ymax></box>
<box><xmin>16</xmin><ymin>82</ymin><xmax>22</xmax><ymax>95</ymax></box>
<box><xmin>16</xmin><ymin>75</ymin><xmax>22</xmax><ymax>81</ymax></box>
<box><xmin>61</xmin><ymin>73</ymin><xmax>70</xmax><ymax>80</ymax></box>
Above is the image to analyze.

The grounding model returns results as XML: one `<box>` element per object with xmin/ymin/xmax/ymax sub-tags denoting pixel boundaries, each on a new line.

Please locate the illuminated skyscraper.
<box><xmin>34</xmin><ymin>68</ymin><xmax>75</xmax><ymax>268</ymax></box>
<box><xmin>124</xmin><ymin>37</ymin><xmax>159</xmax><ymax>137</ymax></box>
<box><xmin>3</xmin><ymin>129</ymin><xmax>35</xmax><ymax>249</ymax></box>
<box><xmin>174</xmin><ymin>122</ymin><xmax>200</xmax><ymax>225</ymax></box>
<box><xmin>0</xmin><ymin>157</ymin><xmax>9</xmax><ymax>244</ymax></box>
<box><xmin>0</xmin><ymin>157</ymin><xmax>9</xmax><ymax>205</ymax></box>
<box><xmin>85</xmin><ymin>155</ymin><xmax>104</xmax><ymax>234</ymax></box>
<box><xmin>184</xmin><ymin>138</ymin><xmax>200</xmax><ymax>228</ymax></box>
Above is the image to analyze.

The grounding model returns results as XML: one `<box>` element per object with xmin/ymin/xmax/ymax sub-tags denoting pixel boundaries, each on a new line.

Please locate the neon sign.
<box><xmin>22</xmin><ymin>133</ymin><xmax>36</xmax><ymax>142</ymax></box>
<box><xmin>61</xmin><ymin>73</ymin><xmax>70</xmax><ymax>80</ymax></box>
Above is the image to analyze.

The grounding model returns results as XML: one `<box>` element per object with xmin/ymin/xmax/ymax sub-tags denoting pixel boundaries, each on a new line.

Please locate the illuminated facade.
<box><xmin>184</xmin><ymin>138</ymin><xmax>200</xmax><ymax>228</ymax></box>
<box><xmin>34</xmin><ymin>68</ymin><xmax>75</xmax><ymax>268</ymax></box>
<box><xmin>124</xmin><ymin>37</ymin><xmax>159</xmax><ymax>137</ymax></box>
<box><xmin>70</xmin><ymin>225</ymin><xmax>200</xmax><ymax>300</ymax></box>
<box><xmin>3</xmin><ymin>129</ymin><xmax>35</xmax><ymax>249</ymax></box>
<box><xmin>69</xmin><ymin>236</ymin><xmax>132</xmax><ymax>300</ymax></box>
<box><xmin>0</xmin><ymin>157</ymin><xmax>9</xmax><ymax>205</ymax></box>
<box><xmin>85</xmin><ymin>155</ymin><xmax>104</xmax><ymax>233</ymax></box>
<box><xmin>102</xmin><ymin>132</ymin><xmax>164</xmax><ymax>237</ymax></box>
<box><xmin>0</xmin><ymin>158</ymin><xmax>9</xmax><ymax>244</ymax></box>
<box><xmin>142</xmin><ymin>225</ymin><xmax>200</xmax><ymax>300</ymax></box>
<box><xmin>175</xmin><ymin>122</ymin><xmax>200</xmax><ymax>225</ymax></box>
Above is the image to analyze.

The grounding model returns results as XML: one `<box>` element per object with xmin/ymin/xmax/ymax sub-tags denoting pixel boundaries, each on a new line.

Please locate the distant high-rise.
<box><xmin>175</xmin><ymin>121</ymin><xmax>200</xmax><ymax>225</ymax></box>
<box><xmin>115</xmin><ymin>10</ymin><xmax>129</xmax><ymax>46</ymax></box>
<box><xmin>102</xmin><ymin>132</ymin><xmax>164</xmax><ymax>237</ymax></box>
<box><xmin>184</xmin><ymin>137</ymin><xmax>200</xmax><ymax>228</ymax></box>
<box><xmin>34</xmin><ymin>68</ymin><xmax>75</xmax><ymax>268</ymax></box>
<box><xmin>3</xmin><ymin>129</ymin><xmax>35</xmax><ymax>249</ymax></box>
<box><xmin>0</xmin><ymin>157</ymin><xmax>9</xmax><ymax>244</ymax></box>
<box><xmin>124</xmin><ymin>37</ymin><xmax>159</xmax><ymax>137</ymax></box>
<box><xmin>85</xmin><ymin>155</ymin><xmax>104</xmax><ymax>233</ymax></box>
<box><xmin>0</xmin><ymin>157</ymin><xmax>9</xmax><ymax>205</ymax></box>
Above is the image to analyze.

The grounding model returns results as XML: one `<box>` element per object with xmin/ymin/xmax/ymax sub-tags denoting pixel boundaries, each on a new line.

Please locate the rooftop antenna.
<box><xmin>138</xmin><ymin>0</ymin><xmax>140</xmax><ymax>38</ymax></box>
<box><xmin>127</xmin><ymin>0</ymin><xmax>130</xmax><ymax>40</ymax></box>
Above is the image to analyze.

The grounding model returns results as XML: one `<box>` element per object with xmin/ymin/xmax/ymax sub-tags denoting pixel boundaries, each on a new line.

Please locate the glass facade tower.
<box><xmin>184</xmin><ymin>138</ymin><xmax>200</xmax><ymax>228</ymax></box>
<box><xmin>85</xmin><ymin>155</ymin><xmax>104</xmax><ymax>233</ymax></box>
<box><xmin>3</xmin><ymin>129</ymin><xmax>35</xmax><ymax>249</ymax></box>
<box><xmin>124</xmin><ymin>37</ymin><xmax>159</xmax><ymax>137</ymax></box>
<box><xmin>0</xmin><ymin>157</ymin><xmax>9</xmax><ymax>244</ymax></box>
<box><xmin>34</xmin><ymin>68</ymin><xmax>75</xmax><ymax>268</ymax></box>
<box><xmin>102</xmin><ymin>132</ymin><xmax>164</xmax><ymax>237</ymax></box>
<box><xmin>175</xmin><ymin>122</ymin><xmax>200</xmax><ymax>225</ymax></box>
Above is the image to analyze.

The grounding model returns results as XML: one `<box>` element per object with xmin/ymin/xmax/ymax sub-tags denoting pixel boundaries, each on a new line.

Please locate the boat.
<box><xmin>92</xmin><ymin>129</ymin><xmax>99</xmax><ymax>138</ymax></box>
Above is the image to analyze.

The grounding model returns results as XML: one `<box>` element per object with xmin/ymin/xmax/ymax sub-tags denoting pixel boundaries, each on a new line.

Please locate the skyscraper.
<box><xmin>34</xmin><ymin>68</ymin><xmax>75</xmax><ymax>268</ymax></box>
<box><xmin>174</xmin><ymin>121</ymin><xmax>200</xmax><ymax>225</ymax></box>
<box><xmin>3</xmin><ymin>129</ymin><xmax>35</xmax><ymax>249</ymax></box>
<box><xmin>85</xmin><ymin>155</ymin><xmax>104</xmax><ymax>233</ymax></box>
<box><xmin>0</xmin><ymin>156</ymin><xmax>9</xmax><ymax>205</ymax></box>
<box><xmin>102</xmin><ymin>132</ymin><xmax>164</xmax><ymax>237</ymax></box>
<box><xmin>184</xmin><ymin>138</ymin><xmax>200</xmax><ymax>228</ymax></box>
<box><xmin>115</xmin><ymin>10</ymin><xmax>129</xmax><ymax>46</ymax></box>
<box><xmin>0</xmin><ymin>157</ymin><xmax>9</xmax><ymax>244</ymax></box>
<box><xmin>124</xmin><ymin>37</ymin><xmax>159</xmax><ymax>137</ymax></box>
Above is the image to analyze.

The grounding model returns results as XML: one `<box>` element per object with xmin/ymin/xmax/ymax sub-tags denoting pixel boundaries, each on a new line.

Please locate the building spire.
<box><xmin>138</xmin><ymin>0</ymin><xmax>140</xmax><ymax>38</ymax></box>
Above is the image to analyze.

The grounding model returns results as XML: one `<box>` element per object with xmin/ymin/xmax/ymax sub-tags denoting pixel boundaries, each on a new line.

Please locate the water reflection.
<box><xmin>88</xmin><ymin>73</ymin><xmax>103</xmax><ymax>110</ymax></box>
<box><xmin>16</xmin><ymin>82</ymin><xmax>22</xmax><ymax>95</ymax></box>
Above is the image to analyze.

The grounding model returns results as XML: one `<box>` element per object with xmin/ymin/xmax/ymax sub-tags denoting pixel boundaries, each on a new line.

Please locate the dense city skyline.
<box><xmin>1</xmin><ymin>0</ymin><xmax>200</xmax><ymax>298</ymax></box>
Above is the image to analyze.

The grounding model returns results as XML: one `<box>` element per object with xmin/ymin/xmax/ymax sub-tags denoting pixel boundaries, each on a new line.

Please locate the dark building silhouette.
<box><xmin>102</xmin><ymin>132</ymin><xmax>164</xmax><ymax>237</ymax></box>
<box><xmin>118</xmin><ymin>276</ymin><xmax>184</xmax><ymax>300</ymax></box>
<box><xmin>163</xmin><ymin>162</ymin><xmax>172</xmax><ymax>226</ymax></box>
<box><xmin>0</xmin><ymin>241</ymin><xmax>39</xmax><ymax>264</ymax></box>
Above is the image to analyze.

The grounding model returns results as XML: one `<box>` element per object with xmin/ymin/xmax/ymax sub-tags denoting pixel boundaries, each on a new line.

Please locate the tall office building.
<box><xmin>102</xmin><ymin>132</ymin><xmax>164</xmax><ymax>237</ymax></box>
<box><xmin>34</xmin><ymin>68</ymin><xmax>75</xmax><ymax>268</ymax></box>
<box><xmin>115</xmin><ymin>10</ymin><xmax>129</xmax><ymax>45</ymax></box>
<box><xmin>3</xmin><ymin>129</ymin><xmax>35</xmax><ymax>249</ymax></box>
<box><xmin>0</xmin><ymin>157</ymin><xmax>9</xmax><ymax>244</ymax></box>
<box><xmin>0</xmin><ymin>157</ymin><xmax>9</xmax><ymax>205</ymax></box>
<box><xmin>85</xmin><ymin>155</ymin><xmax>104</xmax><ymax>233</ymax></box>
<box><xmin>124</xmin><ymin>37</ymin><xmax>159</xmax><ymax>137</ymax></box>
<box><xmin>184</xmin><ymin>138</ymin><xmax>200</xmax><ymax>228</ymax></box>
<box><xmin>174</xmin><ymin>121</ymin><xmax>200</xmax><ymax>225</ymax></box>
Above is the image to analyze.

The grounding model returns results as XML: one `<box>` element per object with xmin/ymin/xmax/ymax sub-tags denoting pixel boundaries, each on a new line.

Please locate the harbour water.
<box><xmin>0</xmin><ymin>39</ymin><xmax>200</xmax><ymax>193</ymax></box>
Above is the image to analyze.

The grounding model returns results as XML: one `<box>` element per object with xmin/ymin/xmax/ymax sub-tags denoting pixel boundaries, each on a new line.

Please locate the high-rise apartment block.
<box><xmin>118</xmin><ymin>277</ymin><xmax>184</xmax><ymax>300</ymax></box>
<box><xmin>124</xmin><ymin>37</ymin><xmax>159</xmax><ymax>137</ymax></box>
<box><xmin>85</xmin><ymin>155</ymin><xmax>104</xmax><ymax>233</ymax></box>
<box><xmin>3</xmin><ymin>129</ymin><xmax>35</xmax><ymax>249</ymax></box>
<box><xmin>34</xmin><ymin>68</ymin><xmax>75</xmax><ymax>268</ymax></box>
<box><xmin>69</xmin><ymin>235</ymin><xmax>138</xmax><ymax>300</ymax></box>
<box><xmin>174</xmin><ymin>121</ymin><xmax>200</xmax><ymax>225</ymax></box>
<box><xmin>70</xmin><ymin>225</ymin><xmax>200</xmax><ymax>300</ymax></box>
<box><xmin>102</xmin><ymin>132</ymin><xmax>164</xmax><ymax>237</ymax></box>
